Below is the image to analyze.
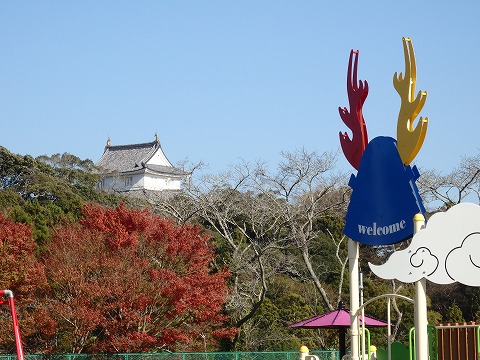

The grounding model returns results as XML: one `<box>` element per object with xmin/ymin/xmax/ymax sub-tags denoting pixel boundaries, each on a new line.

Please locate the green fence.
<box><xmin>0</xmin><ymin>351</ymin><xmax>339</xmax><ymax>360</ymax></box>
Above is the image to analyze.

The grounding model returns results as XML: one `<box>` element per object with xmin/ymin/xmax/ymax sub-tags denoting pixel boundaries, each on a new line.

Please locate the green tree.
<box><xmin>236</xmin><ymin>275</ymin><xmax>320</xmax><ymax>351</ymax></box>
<box><xmin>0</xmin><ymin>147</ymin><xmax>129</xmax><ymax>244</ymax></box>
<box><xmin>445</xmin><ymin>302</ymin><xmax>464</xmax><ymax>324</ymax></box>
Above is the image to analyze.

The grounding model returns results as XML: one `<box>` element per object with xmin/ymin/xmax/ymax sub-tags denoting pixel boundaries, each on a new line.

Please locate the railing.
<box><xmin>0</xmin><ymin>351</ymin><xmax>339</xmax><ymax>360</ymax></box>
<box><xmin>436</xmin><ymin>322</ymin><xmax>479</xmax><ymax>360</ymax></box>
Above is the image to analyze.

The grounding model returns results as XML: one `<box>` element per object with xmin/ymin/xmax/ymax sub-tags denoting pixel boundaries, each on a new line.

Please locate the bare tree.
<box><xmin>249</xmin><ymin>149</ymin><xmax>350</xmax><ymax>311</ymax></box>
<box><xmin>152</xmin><ymin>165</ymin><xmax>288</xmax><ymax>349</ymax></box>
<box><xmin>327</xmin><ymin>229</ymin><xmax>349</xmax><ymax>306</ymax></box>
<box><xmin>418</xmin><ymin>152</ymin><xmax>480</xmax><ymax>211</ymax></box>
<box><xmin>147</xmin><ymin>149</ymin><xmax>351</xmax><ymax>348</ymax></box>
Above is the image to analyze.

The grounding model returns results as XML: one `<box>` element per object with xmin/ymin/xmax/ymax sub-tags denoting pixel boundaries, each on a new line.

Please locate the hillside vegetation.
<box><xmin>0</xmin><ymin>146</ymin><xmax>479</xmax><ymax>353</ymax></box>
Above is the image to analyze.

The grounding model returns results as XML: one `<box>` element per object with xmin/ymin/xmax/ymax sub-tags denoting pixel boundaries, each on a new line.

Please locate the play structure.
<box><xmin>334</xmin><ymin>37</ymin><xmax>480</xmax><ymax>360</ymax></box>
<box><xmin>336</xmin><ymin>37</ymin><xmax>431</xmax><ymax>359</ymax></box>
<box><xmin>351</xmin><ymin>293</ymin><xmax>436</xmax><ymax>360</ymax></box>
<box><xmin>292</xmin><ymin>36</ymin><xmax>480</xmax><ymax>360</ymax></box>
<box><xmin>350</xmin><ymin>297</ymin><xmax>480</xmax><ymax>360</ymax></box>
<box><xmin>291</xmin><ymin>301</ymin><xmax>388</xmax><ymax>359</ymax></box>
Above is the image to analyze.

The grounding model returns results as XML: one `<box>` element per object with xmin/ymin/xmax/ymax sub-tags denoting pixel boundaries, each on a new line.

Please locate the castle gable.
<box><xmin>96</xmin><ymin>140</ymin><xmax>165</xmax><ymax>173</ymax></box>
<box><xmin>95</xmin><ymin>135</ymin><xmax>189</xmax><ymax>192</ymax></box>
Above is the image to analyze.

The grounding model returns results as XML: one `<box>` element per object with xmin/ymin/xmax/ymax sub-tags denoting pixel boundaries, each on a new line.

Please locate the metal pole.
<box><xmin>360</xmin><ymin>273</ymin><xmax>365</xmax><ymax>360</ymax></box>
<box><xmin>413</xmin><ymin>214</ymin><xmax>427</xmax><ymax>360</ymax></box>
<box><xmin>387</xmin><ymin>297</ymin><xmax>391</xmax><ymax>360</ymax></box>
<box><xmin>0</xmin><ymin>290</ymin><xmax>24</xmax><ymax>360</ymax></box>
<box><xmin>349</xmin><ymin>239</ymin><xmax>360</xmax><ymax>360</ymax></box>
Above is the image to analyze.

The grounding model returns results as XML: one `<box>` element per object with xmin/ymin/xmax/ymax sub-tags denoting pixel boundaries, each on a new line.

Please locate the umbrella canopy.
<box><xmin>289</xmin><ymin>301</ymin><xmax>388</xmax><ymax>359</ymax></box>
<box><xmin>290</xmin><ymin>307</ymin><xmax>388</xmax><ymax>329</ymax></box>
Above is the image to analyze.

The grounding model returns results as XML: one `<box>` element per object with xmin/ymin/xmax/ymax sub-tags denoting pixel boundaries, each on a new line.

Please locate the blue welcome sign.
<box><xmin>344</xmin><ymin>137</ymin><xmax>425</xmax><ymax>245</ymax></box>
<box><xmin>339</xmin><ymin>39</ymin><xmax>428</xmax><ymax>246</ymax></box>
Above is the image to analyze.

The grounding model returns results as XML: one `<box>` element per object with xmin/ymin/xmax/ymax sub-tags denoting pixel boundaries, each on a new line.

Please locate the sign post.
<box><xmin>338</xmin><ymin>38</ymin><xmax>429</xmax><ymax>360</ymax></box>
<box><xmin>413</xmin><ymin>214</ymin><xmax>428</xmax><ymax>360</ymax></box>
<box><xmin>348</xmin><ymin>239</ymin><xmax>360</xmax><ymax>360</ymax></box>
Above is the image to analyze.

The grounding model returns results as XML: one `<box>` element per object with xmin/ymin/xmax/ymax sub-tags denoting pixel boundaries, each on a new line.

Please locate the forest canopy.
<box><xmin>0</xmin><ymin>146</ymin><xmax>480</xmax><ymax>353</ymax></box>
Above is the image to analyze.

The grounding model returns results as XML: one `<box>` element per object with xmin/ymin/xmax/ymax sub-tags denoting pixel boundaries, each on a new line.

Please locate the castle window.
<box><xmin>124</xmin><ymin>176</ymin><xmax>133</xmax><ymax>187</ymax></box>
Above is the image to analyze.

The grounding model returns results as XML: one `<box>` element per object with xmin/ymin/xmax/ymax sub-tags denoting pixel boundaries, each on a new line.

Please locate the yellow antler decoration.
<box><xmin>394</xmin><ymin>37</ymin><xmax>428</xmax><ymax>165</ymax></box>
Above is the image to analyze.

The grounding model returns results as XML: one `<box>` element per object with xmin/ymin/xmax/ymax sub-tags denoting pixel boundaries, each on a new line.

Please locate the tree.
<box><xmin>445</xmin><ymin>302</ymin><xmax>464</xmax><ymax>324</ymax></box>
<box><xmin>248</xmin><ymin>149</ymin><xmax>350</xmax><ymax>311</ymax></box>
<box><xmin>149</xmin><ymin>149</ymin><xmax>350</xmax><ymax>350</ymax></box>
<box><xmin>418</xmin><ymin>152</ymin><xmax>480</xmax><ymax>211</ymax></box>
<box><xmin>0</xmin><ymin>211</ymin><xmax>52</xmax><ymax>353</ymax></box>
<box><xmin>41</xmin><ymin>203</ymin><xmax>234</xmax><ymax>353</ymax></box>
<box><xmin>239</xmin><ymin>275</ymin><xmax>336</xmax><ymax>351</ymax></box>
<box><xmin>0</xmin><ymin>147</ymin><xmax>132</xmax><ymax>245</ymax></box>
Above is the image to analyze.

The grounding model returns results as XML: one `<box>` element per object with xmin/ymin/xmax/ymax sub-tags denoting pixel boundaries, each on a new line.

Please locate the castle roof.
<box><xmin>95</xmin><ymin>136</ymin><xmax>189</xmax><ymax>177</ymax></box>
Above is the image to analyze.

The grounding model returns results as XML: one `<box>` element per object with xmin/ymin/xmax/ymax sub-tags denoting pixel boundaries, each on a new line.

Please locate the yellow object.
<box><xmin>394</xmin><ymin>37</ymin><xmax>428</xmax><ymax>165</ymax></box>
<box><xmin>370</xmin><ymin>345</ymin><xmax>377</xmax><ymax>352</ymax></box>
<box><xmin>299</xmin><ymin>346</ymin><xmax>309</xmax><ymax>353</ymax></box>
<box><xmin>414</xmin><ymin>213</ymin><xmax>425</xmax><ymax>222</ymax></box>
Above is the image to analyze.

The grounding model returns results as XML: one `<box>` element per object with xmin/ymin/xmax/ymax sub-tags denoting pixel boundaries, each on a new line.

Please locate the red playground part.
<box><xmin>0</xmin><ymin>290</ymin><xmax>25</xmax><ymax>360</ymax></box>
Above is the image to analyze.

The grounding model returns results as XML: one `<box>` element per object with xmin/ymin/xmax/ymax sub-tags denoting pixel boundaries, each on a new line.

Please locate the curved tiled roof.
<box><xmin>95</xmin><ymin>139</ymin><xmax>189</xmax><ymax>176</ymax></box>
<box><xmin>145</xmin><ymin>164</ymin><xmax>189</xmax><ymax>176</ymax></box>
<box><xmin>96</xmin><ymin>141</ymin><xmax>159</xmax><ymax>172</ymax></box>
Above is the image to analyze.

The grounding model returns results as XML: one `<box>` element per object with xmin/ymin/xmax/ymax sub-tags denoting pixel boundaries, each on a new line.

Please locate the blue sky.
<box><xmin>0</xmin><ymin>1</ymin><xmax>478</xmax><ymax>175</ymax></box>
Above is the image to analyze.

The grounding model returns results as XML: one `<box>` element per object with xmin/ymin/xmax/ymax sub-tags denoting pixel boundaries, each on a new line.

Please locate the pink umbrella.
<box><xmin>290</xmin><ymin>301</ymin><xmax>388</xmax><ymax>358</ymax></box>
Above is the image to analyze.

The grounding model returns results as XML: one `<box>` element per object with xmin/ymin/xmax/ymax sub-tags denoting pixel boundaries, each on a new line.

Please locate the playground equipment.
<box><xmin>337</xmin><ymin>37</ymin><xmax>431</xmax><ymax>360</ymax></box>
<box><xmin>336</xmin><ymin>35</ymin><xmax>480</xmax><ymax>360</ymax></box>
<box><xmin>352</xmin><ymin>293</ymin><xmax>480</xmax><ymax>360</ymax></box>
<box><xmin>298</xmin><ymin>346</ymin><xmax>319</xmax><ymax>360</ymax></box>
<box><xmin>353</xmin><ymin>292</ymin><xmax>441</xmax><ymax>360</ymax></box>
<box><xmin>353</xmin><ymin>293</ymin><xmax>414</xmax><ymax>360</ymax></box>
<box><xmin>290</xmin><ymin>301</ymin><xmax>388</xmax><ymax>359</ymax></box>
<box><xmin>347</xmin><ymin>212</ymin><xmax>428</xmax><ymax>360</ymax></box>
<box><xmin>0</xmin><ymin>290</ymin><xmax>25</xmax><ymax>360</ymax></box>
<box><xmin>436</xmin><ymin>323</ymin><xmax>480</xmax><ymax>360</ymax></box>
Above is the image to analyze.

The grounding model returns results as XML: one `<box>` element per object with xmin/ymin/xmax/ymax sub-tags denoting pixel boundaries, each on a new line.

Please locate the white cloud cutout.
<box><xmin>369</xmin><ymin>203</ymin><xmax>480</xmax><ymax>285</ymax></box>
<box><xmin>445</xmin><ymin>232</ymin><xmax>480</xmax><ymax>286</ymax></box>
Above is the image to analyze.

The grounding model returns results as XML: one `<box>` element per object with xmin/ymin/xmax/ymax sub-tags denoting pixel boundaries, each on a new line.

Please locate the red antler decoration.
<box><xmin>339</xmin><ymin>50</ymin><xmax>369</xmax><ymax>170</ymax></box>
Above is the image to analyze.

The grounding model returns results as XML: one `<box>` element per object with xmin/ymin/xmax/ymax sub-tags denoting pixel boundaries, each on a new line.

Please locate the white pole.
<box><xmin>387</xmin><ymin>297</ymin><xmax>391</xmax><ymax>360</ymax></box>
<box><xmin>413</xmin><ymin>214</ymin><xmax>427</xmax><ymax>360</ymax></box>
<box><xmin>360</xmin><ymin>273</ymin><xmax>366</xmax><ymax>359</ymax></box>
<box><xmin>349</xmin><ymin>239</ymin><xmax>360</xmax><ymax>360</ymax></box>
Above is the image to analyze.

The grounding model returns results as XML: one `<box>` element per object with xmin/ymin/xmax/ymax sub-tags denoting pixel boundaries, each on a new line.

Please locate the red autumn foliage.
<box><xmin>42</xmin><ymin>203</ymin><xmax>235</xmax><ymax>353</ymax></box>
<box><xmin>0</xmin><ymin>212</ymin><xmax>52</xmax><ymax>353</ymax></box>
